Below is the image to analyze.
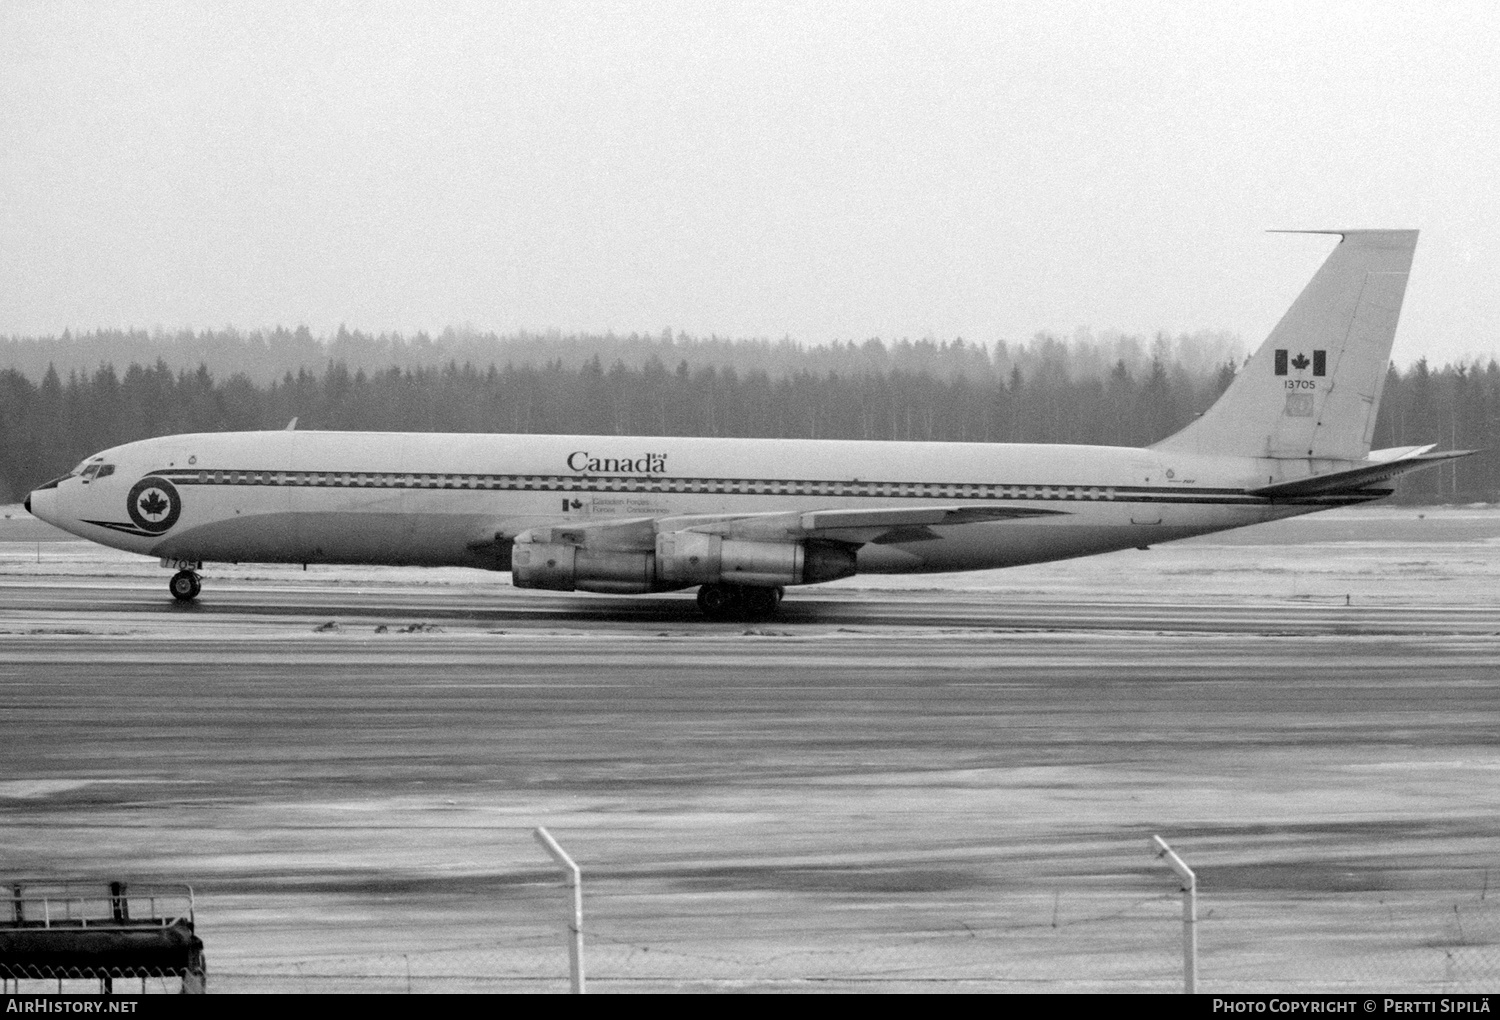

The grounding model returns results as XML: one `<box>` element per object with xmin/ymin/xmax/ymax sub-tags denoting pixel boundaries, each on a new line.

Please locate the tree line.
<box><xmin>2</xmin><ymin>351</ymin><xmax>1494</xmax><ymax>505</ymax></box>
<box><xmin>1</xmin><ymin>325</ymin><xmax>1244</xmax><ymax>388</ymax></box>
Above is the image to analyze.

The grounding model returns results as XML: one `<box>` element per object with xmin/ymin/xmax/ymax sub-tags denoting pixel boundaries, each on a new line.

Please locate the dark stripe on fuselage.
<box><xmin>147</xmin><ymin>468</ymin><xmax>1380</xmax><ymax>509</ymax></box>
<box><xmin>80</xmin><ymin>519</ymin><xmax>162</xmax><ymax>538</ymax></box>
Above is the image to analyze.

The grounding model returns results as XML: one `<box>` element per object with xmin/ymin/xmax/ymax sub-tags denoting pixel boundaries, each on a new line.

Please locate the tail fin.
<box><xmin>1154</xmin><ymin>229</ymin><xmax>1418</xmax><ymax>461</ymax></box>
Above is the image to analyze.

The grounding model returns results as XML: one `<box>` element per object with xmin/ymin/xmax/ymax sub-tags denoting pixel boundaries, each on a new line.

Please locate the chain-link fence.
<box><xmin>2</xmin><ymin>970</ymin><xmax>202</xmax><ymax>995</ymax></box>
<box><xmin>8</xmin><ymin>867</ymin><xmax>1498</xmax><ymax>993</ymax></box>
<box><xmin>209</xmin><ymin>888</ymin><xmax>1187</xmax><ymax>993</ymax></box>
<box><xmin>200</xmin><ymin>893</ymin><xmax>1500</xmax><ymax>993</ymax></box>
<box><xmin>200</xmin><ymin>890</ymin><xmax>1500</xmax><ymax>993</ymax></box>
<box><xmin>201</xmin><ymin>880</ymin><xmax>1499</xmax><ymax>993</ymax></box>
<box><xmin>1199</xmin><ymin>892</ymin><xmax>1500</xmax><ymax>994</ymax></box>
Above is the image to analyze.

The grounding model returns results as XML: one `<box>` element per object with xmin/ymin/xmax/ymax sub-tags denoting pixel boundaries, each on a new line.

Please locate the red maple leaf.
<box><xmin>139</xmin><ymin>490</ymin><xmax>169</xmax><ymax>517</ymax></box>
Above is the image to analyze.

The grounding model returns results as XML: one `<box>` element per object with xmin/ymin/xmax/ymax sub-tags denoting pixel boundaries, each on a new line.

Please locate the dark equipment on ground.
<box><xmin>0</xmin><ymin>881</ymin><xmax>206</xmax><ymax>994</ymax></box>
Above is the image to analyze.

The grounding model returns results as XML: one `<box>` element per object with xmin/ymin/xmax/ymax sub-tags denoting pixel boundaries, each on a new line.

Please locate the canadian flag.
<box><xmin>1274</xmin><ymin>350</ymin><xmax>1327</xmax><ymax>377</ymax></box>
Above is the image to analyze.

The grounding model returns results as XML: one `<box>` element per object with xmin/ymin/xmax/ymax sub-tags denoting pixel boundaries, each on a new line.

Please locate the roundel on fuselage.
<box><xmin>127</xmin><ymin>476</ymin><xmax>182</xmax><ymax>534</ymax></box>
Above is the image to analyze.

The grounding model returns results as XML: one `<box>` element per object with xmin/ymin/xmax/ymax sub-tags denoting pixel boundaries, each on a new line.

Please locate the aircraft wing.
<box><xmin>1248</xmin><ymin>446</ymin><xmax>1475</xmax><ymax>498</ymax></box>
<box><xmin>514</xmin><ymin>504</ymin><xmax>1065</xmax><ymax>550</ymax></box>
<box><xmin>667</xmin><ymin>504</ymin><xmax>1064</xmax><ymax>543</ymax></box>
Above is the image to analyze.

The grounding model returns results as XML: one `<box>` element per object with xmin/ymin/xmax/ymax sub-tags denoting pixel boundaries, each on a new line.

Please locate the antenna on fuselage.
<box><xmin>285</xmin><ymin>417</ymin><xmax>298</xmax><ymax>431</ymax></box>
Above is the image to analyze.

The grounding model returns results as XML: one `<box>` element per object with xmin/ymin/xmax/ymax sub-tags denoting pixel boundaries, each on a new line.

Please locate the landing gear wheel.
<box><xmin>740</xmin><ymin>586</ymin><xmax>780</xmax><ymax>620</ymax></box>
<box><xmin>169</xmin><ymin>570</ymin><xmax>201</xmax><ymax>603</ymax></box>
<box><xmin>696</xmin><ymin>583</ymin><xmax>742</xmax><ymax>620</ymax></box>
<box><xmin>696</xmin><ymin>584</ymin><xmax>784</xmax><ymax>620</ymax></box>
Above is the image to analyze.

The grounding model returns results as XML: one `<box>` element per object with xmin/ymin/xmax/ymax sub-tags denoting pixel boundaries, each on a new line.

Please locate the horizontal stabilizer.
<box><xmin>1248</xmin><ymin>447</ymin><xmax>1474</xmax><ymax>497</ymax></box>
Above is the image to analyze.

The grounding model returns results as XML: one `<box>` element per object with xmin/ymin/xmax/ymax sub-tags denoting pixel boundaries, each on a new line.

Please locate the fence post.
<box><xmin>533</xmin><ymin>827</ymin><xmax>586</xmax><ymax>994</ymax></box>
<box><xmin>1150</xmin><ymin>835</ymin><xmax>1197</xmax><ymax>994</ymax></box>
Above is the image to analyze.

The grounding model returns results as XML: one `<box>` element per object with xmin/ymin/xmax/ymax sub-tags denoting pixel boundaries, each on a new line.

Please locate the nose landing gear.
<box><xmin>169</xmin><ymin>569</ymin><xmax>202</xmax><ymax>603</ymax></box>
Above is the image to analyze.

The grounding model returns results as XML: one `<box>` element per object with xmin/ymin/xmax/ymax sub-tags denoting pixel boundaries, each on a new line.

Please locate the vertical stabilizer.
<box><xmin>1154</xmin><ymin>230</ymin><xmax>1417</xmax><ymax>461</ymax></box>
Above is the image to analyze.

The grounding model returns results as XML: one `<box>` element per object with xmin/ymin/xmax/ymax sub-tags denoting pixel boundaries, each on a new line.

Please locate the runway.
<box><xmin>7</xmin><ymin>576</ymin><xmax>1500</xmax><ymax>634</ymax></box>
<box><xmin>2</xmin><ymin>510</ymin><xmax>1499</xmax><ymax>991</ymax></box>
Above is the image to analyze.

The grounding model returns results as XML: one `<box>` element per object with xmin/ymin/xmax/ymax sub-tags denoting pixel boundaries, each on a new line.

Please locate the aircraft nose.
<box><xmin>25</xmin><ymin>486</ymin><xmax>57</xmax><ymax>525</ymax></box>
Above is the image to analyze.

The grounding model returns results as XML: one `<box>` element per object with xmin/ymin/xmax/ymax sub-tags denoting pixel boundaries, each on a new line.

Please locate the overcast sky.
<box><xmin>2</xmin><ymin>1</ymin><xmax>1496</xmax><ymax>366</ymax></box>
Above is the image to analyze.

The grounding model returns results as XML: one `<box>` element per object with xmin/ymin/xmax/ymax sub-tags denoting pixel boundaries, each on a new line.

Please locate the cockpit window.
<box><xmin>60</xmin><ymin>457</ymin><xmax>112</xmax><ymax>485</ymax></box>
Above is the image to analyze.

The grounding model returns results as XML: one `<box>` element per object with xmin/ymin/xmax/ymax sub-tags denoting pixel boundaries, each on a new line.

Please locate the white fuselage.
<box><xmin>26</xmin><ymin>430</ymin><xmax>1367</xmax><ymax>579</ymax></box>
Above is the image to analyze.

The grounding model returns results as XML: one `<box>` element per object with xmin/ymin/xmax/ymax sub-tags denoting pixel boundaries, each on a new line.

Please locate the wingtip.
<box><xmin>1266</xmin><ymin>228</ymin><xmax>1420</xmax><ymax>240</ymax></box>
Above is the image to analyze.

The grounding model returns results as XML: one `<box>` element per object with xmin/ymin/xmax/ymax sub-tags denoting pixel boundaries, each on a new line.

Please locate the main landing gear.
<box><xmin>696</xmin><ymin>583</ymin><xmax>784</xmax><ymax>621</ymax></box>
<box><xmin>169</xmin><ymin>569</ymin><xmax>201</xmax><ymax>603</ymax></box>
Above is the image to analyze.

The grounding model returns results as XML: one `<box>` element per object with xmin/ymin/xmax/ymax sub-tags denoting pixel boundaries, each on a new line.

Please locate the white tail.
<box><xmin>1155</xmin><ymin>230</ymin><xmax>1418</xmax><ymax>461</ymax></box>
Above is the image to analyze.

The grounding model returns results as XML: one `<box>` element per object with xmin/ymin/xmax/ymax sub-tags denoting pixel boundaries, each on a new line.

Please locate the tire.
<box><xmin>696</xmin><ymin>583</ymin><xmax>741</xmax><ymax>620</ymax></box>
<box><xmin>170</xmin><ymin>570</ymin><xmax>201</xmax><ymax>603</ymax></box>
<box><xmin>740</xmin><ymin>587</ymin><xmax>780</xmax><ymax>620</ymax></box>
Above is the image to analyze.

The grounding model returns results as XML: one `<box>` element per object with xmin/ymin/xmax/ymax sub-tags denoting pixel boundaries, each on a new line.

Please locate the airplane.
<box><xmin>23</xmin><ymin>229</ymin><xmax>1470</xmax><ymax>619</ymax></box>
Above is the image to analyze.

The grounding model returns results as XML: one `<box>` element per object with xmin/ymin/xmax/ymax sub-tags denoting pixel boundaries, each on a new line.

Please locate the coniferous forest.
<box><xmin>1</xmin><ymin>328</ymin><xmax>1495</xmax><ymax>505</ymax></box>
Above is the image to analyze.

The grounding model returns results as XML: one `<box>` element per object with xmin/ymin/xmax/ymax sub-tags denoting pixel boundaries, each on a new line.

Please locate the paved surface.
<box><xmin>1</xmin><ymin>512</ymin><xmax>1498</xmax><ymax>991</ymax></box>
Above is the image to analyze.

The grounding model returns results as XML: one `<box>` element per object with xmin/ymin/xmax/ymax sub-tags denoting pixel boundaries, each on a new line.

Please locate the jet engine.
<box><xmin>655</xmin><ymin>531</ymin><xmax>855</xmax><ymax>587</ymax></box>
<box><xmin>510</xmin><ymin>543</ymin><xmax>657</xmax><ymax>594</ymax></box>
<box><xmin>510</xmin><ymin>530</ymin><xmax>857</xmax><ymax>593</ymax></box>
